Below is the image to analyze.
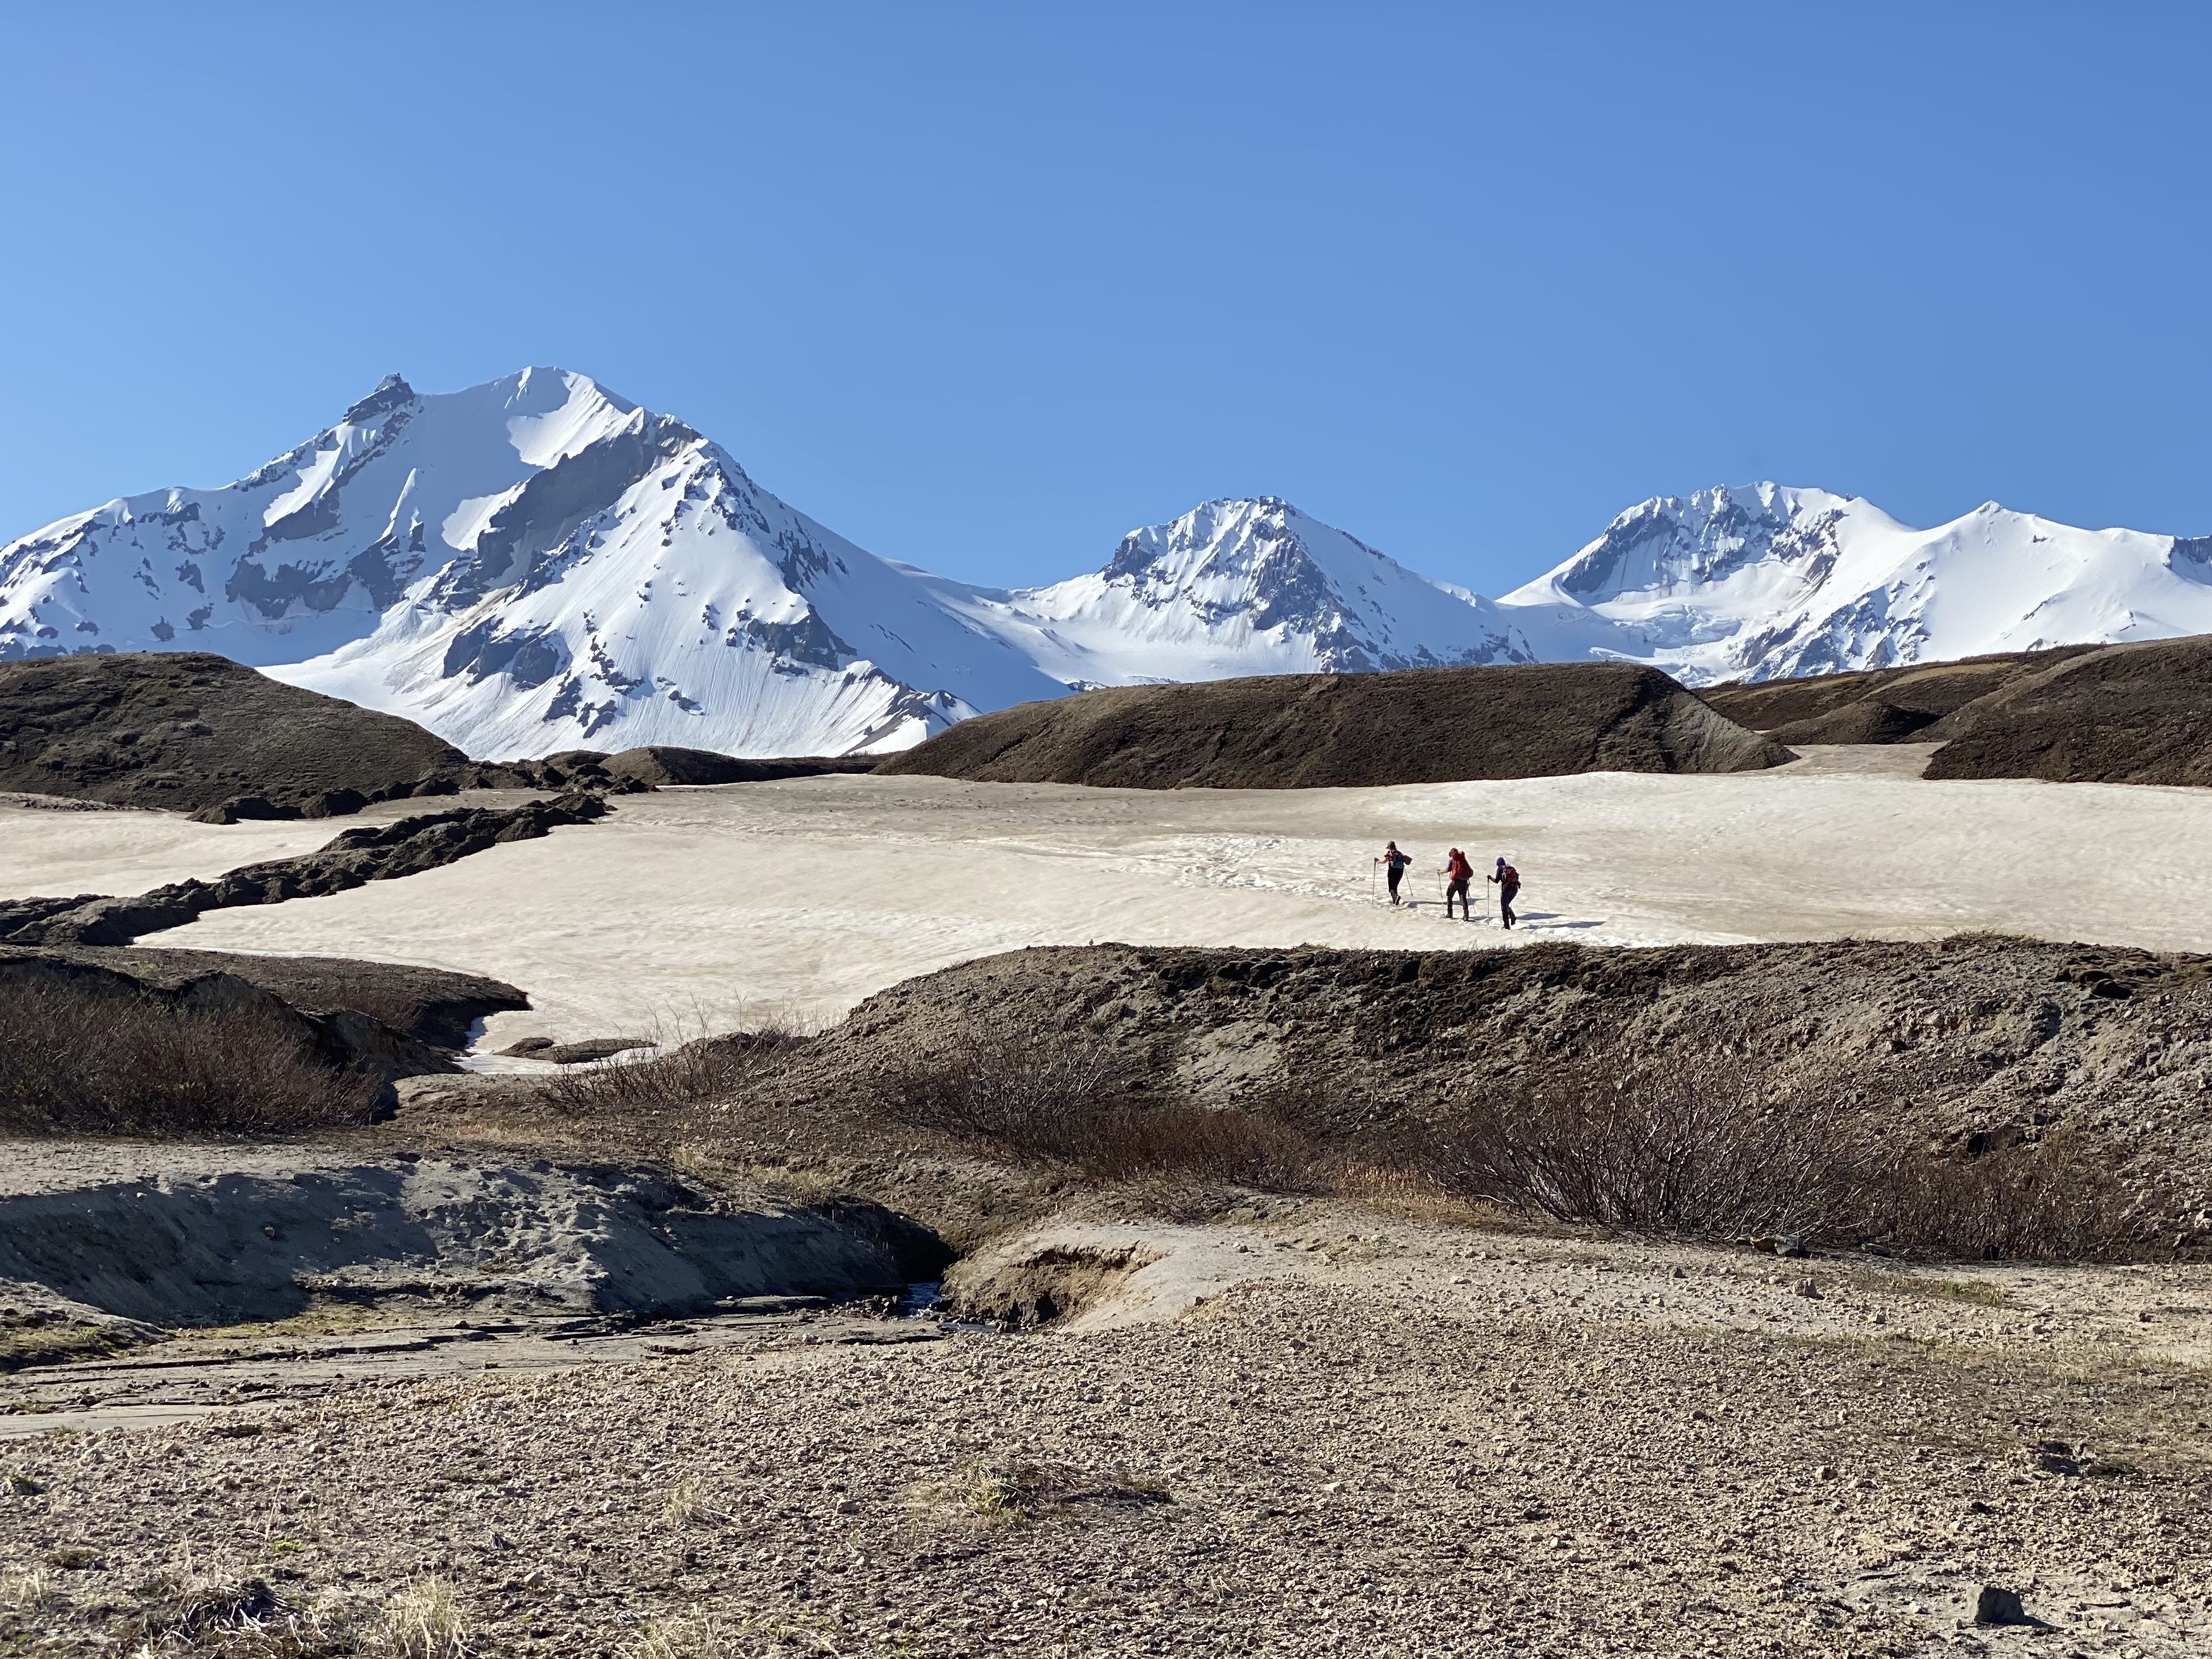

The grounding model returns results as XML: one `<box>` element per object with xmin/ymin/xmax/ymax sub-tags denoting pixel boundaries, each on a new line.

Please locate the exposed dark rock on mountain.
<box><xmin>565</xmin><ymin>747</ymin><xmax>879</xmax><ymax>787</ymax></box>
<box><xmin>878</xmin><ymin>662</ymin><xmax>1792</xmax><ymax>788</ymax></box>
<box><xmin>0</xmin><ymin>652</ymin><xmax>462</xmax><ymax>811</ymax></box>
<box><xmin>0</xmin><ymin>793</ymin><xmax>609</xmax><ymax>947</ymax></box>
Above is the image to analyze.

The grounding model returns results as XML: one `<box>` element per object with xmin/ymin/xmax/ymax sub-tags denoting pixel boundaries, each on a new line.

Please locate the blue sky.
<box><xmin>1</xmin><ymin>3</ymin><xmax>2205</xmax><ymax>593</ymax></box>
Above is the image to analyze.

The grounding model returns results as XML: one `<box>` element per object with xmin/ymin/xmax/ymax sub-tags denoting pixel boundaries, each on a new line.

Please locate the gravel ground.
<box><xmin>6</xmin><ymin>1208</ymin><xmax>2209</xmax><ymax>1657</ymax></box>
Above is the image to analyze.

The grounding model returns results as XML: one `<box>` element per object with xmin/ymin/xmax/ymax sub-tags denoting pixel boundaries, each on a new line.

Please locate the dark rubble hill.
<box><xmin>1917</xmin><ymin>636</ymin><xmax>2212</xmax><ymax>788</ymax></box>
<box><xmin>552</xmin><ymin>747</ymin><xmax>879</xmax><ymax>787</ymax></box>
<box><xmin>0</xmin><ymin>652</ymin><xmax>462</xmax><ymax>811</ymax></box>
<box><xmin>1702</xmin><ymin>634</ymin><xmax>2212</xmax><ymax>788</ymax></box>
<box><xmin>1698</xmin><ymin>645</ymin><xmax>2103</xmax><ymax>745</ymax></box>
<box><xmin>774</xmin><ymin>936</ymin><xmax>2212</xmax><ymax>1228</ymax></box>
<box><xmin>877</xmin><ymin>662</ymin><xmax>1792</xmax><ymax>788</ymax></box>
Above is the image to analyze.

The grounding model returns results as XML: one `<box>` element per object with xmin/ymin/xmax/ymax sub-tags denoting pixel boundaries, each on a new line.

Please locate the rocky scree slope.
<box><xmin>879</xmin><ymin>661</ymin><xmax>1791</xmax><ymax>788</ymax></box>
<box><xmin>1699</xmin><ymin>644</ymin><xmax>2104</xmax><ymax>744</ymax></box>
<box><xmin>779</xmin><ymin>937</ymin><xmax>2212</xmax><ymax>1229</ymax></box>
<box><xmin>1916</xmin><ymin>636</ymin><xmax>2212</xmax><ymax>788</ymax></box>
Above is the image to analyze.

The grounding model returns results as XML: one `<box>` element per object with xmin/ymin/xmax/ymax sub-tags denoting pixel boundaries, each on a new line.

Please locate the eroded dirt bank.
<box><xmin>769</xmin><ymin>935</ymin><xmax>2212</xmax><ymax>1226</ymax></box>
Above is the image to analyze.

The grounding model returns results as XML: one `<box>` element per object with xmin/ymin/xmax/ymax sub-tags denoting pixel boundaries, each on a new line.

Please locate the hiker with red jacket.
<box><xmin>1489</xmin><ymin>856</ymin><xmax>1521</xmax><ymax>929</ymax></box>
<box><xmin>1443</xmin><ymin>847</ymin><xmax>1476</xmax><ymax>920</ymax></box>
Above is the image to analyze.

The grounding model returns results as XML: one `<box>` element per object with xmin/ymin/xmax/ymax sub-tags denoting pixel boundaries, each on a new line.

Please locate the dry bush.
<box><xmin>0</xmin><ymin>981</ymin><xmax>374</xmax><ymax>1135</ymax></box>
<box><xmin>1853</xmin><ymin>1126</ymin><xmax>2156</xmax><ymax>1261</ymax></box>
<box><xmin>536</xmin><ymin>1023</ymin><xmax>801</xmax><ymax>1116</ymax></box>
<box><xmin>881</xmin><ymin>1027</ymin><xmax>1320</xmax><ymax>1190</ymax></box>
<box><xmin>1405</xmin><ymin>1057</ymin><xmax>2158</xmax><ymax>1261</ymax></box>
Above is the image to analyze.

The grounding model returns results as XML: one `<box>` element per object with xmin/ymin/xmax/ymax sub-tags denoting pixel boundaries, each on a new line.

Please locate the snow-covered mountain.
<box><xmin>4</xmin><ymin>369</ymin><xmax>2207</xmax><ymax>756</ymax></box>
<box><xmin>1500</xmin><ymin>482</ymin><xmax>2212</xmax><ymax>685</ymax></box>
<box><xmin>922</xmin><ymin>496</ymin><xmax>1616</xmax><ymax>689</ymax></box>
<box><xmin>0</xmin><ymin>369</ymin><xmax>1067</xmax><ymax>755</ymax></box>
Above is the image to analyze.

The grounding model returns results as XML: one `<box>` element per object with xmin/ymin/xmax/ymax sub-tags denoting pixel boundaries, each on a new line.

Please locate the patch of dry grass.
<box><xmin>536</xmin><ymin>1022</ymin><xmax>803</xmax><ymax>1116</ymax></box>
<box><xmin>367</xmin><ymin>1576</ymin><xmax>470</xmax><ymax>1658</ymax></box>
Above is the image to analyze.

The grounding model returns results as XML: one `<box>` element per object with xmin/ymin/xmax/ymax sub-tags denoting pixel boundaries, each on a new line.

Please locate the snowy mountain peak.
<box><xmin>342</xmin><ymin>373</ymin><xmax>417</xmax><ymax>424</ymax></box>
<box><xmin>1509</xmin><ymin>481</ymin><xmax>1859</xmax><ymax>609</ymax></box>
<box><xmin>933</xmin><ymin>493</ymin><xmax>1540</xmax><ymax>688</ymax></box>
<box><xmin>1499</xmin><ymin>482</ymin><xmax>2212</xmax><ymax>684</ymax></box>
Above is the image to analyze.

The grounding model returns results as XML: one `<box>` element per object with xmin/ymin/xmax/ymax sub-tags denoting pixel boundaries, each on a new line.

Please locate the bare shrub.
<box><xmin>1406</xmin><ymin>1057</ymin><xmax>2158</xmax><ymax>1261</ymax></box>
<box><xmin>1409</xmin><ymin>1059</ymin><xmax>1864</xmax><ymax>1241</ymax></box>
<box><xmin>536</xmin><ymin>1022</ymin><xmax>802</xmax><ymax>1116</ymax></box>
<box><xmin>881</xmin><ymin>1027</ymin><xmax>1319</xmax><ymax>1190</ymax></box>
<box><xmin>0</xmin><ymin>981</ymin><xmax>374</xmax><ymax>1135</ymax></box>
<box><xmin>1854</xmin><ymin>1127</ymin><xmax>2156</xmax><ymax>1261</ymax></box>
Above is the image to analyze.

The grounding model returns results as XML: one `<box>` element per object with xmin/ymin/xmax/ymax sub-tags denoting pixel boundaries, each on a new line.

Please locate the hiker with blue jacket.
<box><xmin>1376</xmin><ymin>841</ymin><xmax>1413</xmax><ymax>905</ymax></box>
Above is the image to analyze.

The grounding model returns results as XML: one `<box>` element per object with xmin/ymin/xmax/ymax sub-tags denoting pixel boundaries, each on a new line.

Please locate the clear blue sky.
<box><xmin>2</xmin><ymin>3</ymin><xmax>2205</xmax><ymax>593</ymax></box>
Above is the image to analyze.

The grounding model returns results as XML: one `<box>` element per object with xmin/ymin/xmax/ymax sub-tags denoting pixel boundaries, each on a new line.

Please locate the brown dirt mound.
<box><xmin>0</xmin><ymin>944</ymin><xmax>524</xmax><ymax>1122</ymax></box>
<box><xmin>879</xmin><ymin>662</ymin><xmax>1792</xmax><ymax>788</ymax></box>
<box><xmin>1919</xmin><ymin>636</ymin><xmax>2212</xmax><ymax>788</ymax></box>
<box><xmin>1699</xmin><ymin>645</ymin><xmax>2103</xmax><ymax>741</ymax></box>
<box><xmin>0</xmin><ymin>652</ymin><xmax>463</xmax><ymax>810</ymax></box>
<box><xmin>579</xmin><ymin>747</ymin><xmax>880</xmax><ymax>786</ymax></box>
<box><xmin>769</xmin><ymin>937</ymin><xmax>2212</xmax><ymax>1230</ymax></box>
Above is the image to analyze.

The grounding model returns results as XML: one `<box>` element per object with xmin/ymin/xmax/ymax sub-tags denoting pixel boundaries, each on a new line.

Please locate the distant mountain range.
<box><xmin>4</xmin><ymin>369</ymin><xmax>2207</xmax><ymax>757</ymax></box>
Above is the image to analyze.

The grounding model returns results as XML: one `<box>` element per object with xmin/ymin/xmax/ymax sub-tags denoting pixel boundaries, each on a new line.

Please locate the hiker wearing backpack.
<box><xmin>1443</xmin><ymin>847</ymin><xmax>1476</xmax><ymax>920</ymax></box>
<box><xmin>1376</xmin><ymin>841</ymin><xmax>1413</xmax><ymax>905</ymax></box>
<box><xmin>1489</xmin><ymin>856</ymin><xmax>1521</xmax><ymax>929</ymax></box>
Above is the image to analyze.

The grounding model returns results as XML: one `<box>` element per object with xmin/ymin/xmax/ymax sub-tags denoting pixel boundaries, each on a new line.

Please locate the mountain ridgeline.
<box><xmin>3</xmin><ymin>369</ymin><xmax>2208</xmax><ymax>759</ymax></box>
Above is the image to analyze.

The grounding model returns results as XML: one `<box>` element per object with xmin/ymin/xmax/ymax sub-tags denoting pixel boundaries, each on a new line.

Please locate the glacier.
<box><xmin>3</xmin><ymin>372</ymin><xmax>2207</xmax><ymax>758</ymax></box>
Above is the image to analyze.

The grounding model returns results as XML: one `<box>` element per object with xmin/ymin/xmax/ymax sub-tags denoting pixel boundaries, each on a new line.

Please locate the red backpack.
<box><xmin>1499</xmin><ymin>864</ymin><xmax>1520</xmax><ymax>887</ymax></box>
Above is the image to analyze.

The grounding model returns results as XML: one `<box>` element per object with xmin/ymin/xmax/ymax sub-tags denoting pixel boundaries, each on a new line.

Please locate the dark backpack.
<box><xmin>1499</xmin><ymin>865</ymin><xmax>1519</xmax><ymax>887</ymax></box>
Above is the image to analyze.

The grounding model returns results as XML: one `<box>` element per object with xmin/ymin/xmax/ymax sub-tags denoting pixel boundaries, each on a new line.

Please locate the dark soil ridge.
<box><xmin>1918</xmin><ymin>636</ymin><xmax>2212</xmax><ymax>788</ymax></box>
<box><xmin>0</xmin><ymin>651</ymin><xmax>877</xmax><ymax>822</ymax></box>
<box><xmin>0</xmin><ymin>652</ymin><xmax>462</xmax><ymax>812</ymax></box>
<box><xmin>0</xmin><ymin>793</ymin><xmax>608</xmax><ymax>948</ymax></box>
<box><xmin>1700</xmin><ymin>645</ymin><xmax>2102</xmax><ymax>745</ymax></box>
<box><xmin>188</xmin><ymin>747</ymin><xmax>878</xmax><ymax>823</ymax></box>
<box><xmin>1702</xmin><ymin>634</ymin><xmax>2212</xmax><ymax>787</ymax></box>
<box><xmin>878</xmin><ymin>662</ymin><xmax>1793</xmax><ymax>789</ymax></box>
<box><xmin>776</xmin><ymin>937</ymin><xmax>2212</xmax><ymax>1228</ymax></box>
<box><xmin>0</xmin><ymin>945</ymin><xmax>525</xmax><ymax>1097</ymax></box>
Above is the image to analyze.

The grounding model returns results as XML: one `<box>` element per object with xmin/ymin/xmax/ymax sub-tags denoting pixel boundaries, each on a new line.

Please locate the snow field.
<box><xmin>142</xmin><ymin>748</ymin><xmax>2212</xmax><ymax>1051</ymax></box>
